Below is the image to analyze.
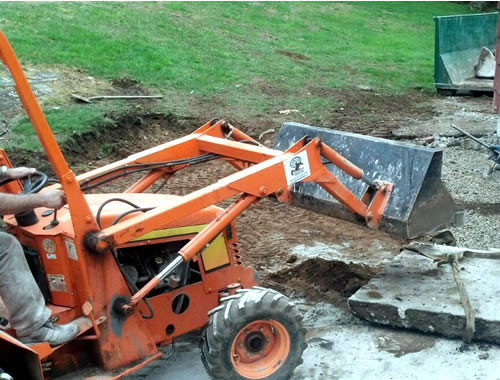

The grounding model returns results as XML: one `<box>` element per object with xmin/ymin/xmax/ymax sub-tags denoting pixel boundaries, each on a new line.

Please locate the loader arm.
<box><xmin>0</xmin><ymin>32</ymin><xmax>161</xmax><ymax>368</ymax></box>
<box><xmin>0</xmin><ymin>31</ymin><xmax>391</xmax><ymax>250</ymax></box>
<box><xmin>85</xmin><ymin>126</ymin><xmax>393</xmax><ymax>311</ymax></box>
<box><xmin>0</xmin><ymin>32</ymin><xmax>99</xmax><ymax>303</ymax></box>
<box><xmin>83</xmin><ymin>122</ymin><xmax>392</xmax><ymax>253</ymax></box>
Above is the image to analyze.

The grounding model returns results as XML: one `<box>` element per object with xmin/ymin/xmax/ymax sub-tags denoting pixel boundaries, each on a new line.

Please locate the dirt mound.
<box><xmin>6</xmin><ymin>113</ymin><xmax>205</xmax><ymax>173</ymax></box>
<box><xmin>309</xmin><ymin>89</ymin><xmax>435</xmax><ymax>138</ymax></box>
<box><xmin>111</xmin><ymin>77</ymin><xmax>149</xmax><ymax>95</ymax></box>
<box><xmin>63</xmin><ymin>113</ymin><xmax>194</xmax><ymax>161</ymax></box>
<box><xmin>266</xmin><ymin>258</ymin><xmax>377</xmax><ymax>304</ymax></box>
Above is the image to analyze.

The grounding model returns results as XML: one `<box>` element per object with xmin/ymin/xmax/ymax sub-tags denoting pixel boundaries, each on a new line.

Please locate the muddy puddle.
<box><xmin>374</xmin><ymin>327</ymin><xmax>437</xmax><ymax>357</ymax></box>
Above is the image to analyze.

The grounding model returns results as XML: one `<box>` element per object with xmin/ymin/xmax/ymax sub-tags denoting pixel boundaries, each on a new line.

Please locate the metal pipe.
<box><xmin>319</xmin><ymin>142</ymin><xmax>363</xmax><ymax>179</ymax></box>
<box><xmin>178</xmin><ymin>194</ymin><xmax>257</xmax><ymax>261</ymax></box>
<box><xmin>451</xmin><ymin>124</ymin><xmax>492</xmax><ymax>151</ymax></box>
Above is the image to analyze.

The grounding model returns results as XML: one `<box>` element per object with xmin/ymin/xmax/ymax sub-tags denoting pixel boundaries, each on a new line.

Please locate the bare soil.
<box><xmin>267</xmin><ymin>258</ymin><xmax>377</xmax><ymax>306</ymax></box>
<box><xmin>276</xmin><ymin>49</ymin><xmax>311</xmax><ymax>61</ymax></box>
<box><xmin>309</xmin><ymin>88</ymin><xmax>436</xmax><ymax>138</ymax></box>
<box><xmin>61</xmin><ymin>110</ymin><xmax>405</xmax><ymax>308</ymax></box>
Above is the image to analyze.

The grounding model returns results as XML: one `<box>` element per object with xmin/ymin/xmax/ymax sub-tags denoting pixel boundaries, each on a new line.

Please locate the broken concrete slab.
<box><xmin>348</xmin><ymin>249</ymin><xmax>500</xmax><ymax>344</ymax></box>
<box><xmin>475</xmin><ymin>46</ymin><xmax>496</xmax><ymax>79</ymax></box>
<box><xmin>390</xmin><ymin>96</ymin><xmax>496</xmax><ymax>141</ymax></box>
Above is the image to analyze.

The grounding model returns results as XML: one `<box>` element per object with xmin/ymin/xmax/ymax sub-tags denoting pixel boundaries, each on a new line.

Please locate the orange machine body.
<box><xmin>1</xmin><ymin>191</ymin><xmax>256</xmax><ymax>379</ymax></box>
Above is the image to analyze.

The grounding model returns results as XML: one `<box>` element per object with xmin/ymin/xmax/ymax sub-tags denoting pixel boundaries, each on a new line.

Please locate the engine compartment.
<box><xmin>117</xmin><ymin>239</ymin><xmax>202</xmax><ymax>298</ymax></box>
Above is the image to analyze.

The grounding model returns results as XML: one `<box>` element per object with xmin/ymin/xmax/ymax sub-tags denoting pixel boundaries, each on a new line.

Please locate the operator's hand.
<box><xmin>38</xmin><ymin>190</ymin><xmax>67</xmax><ymax>210</ymax></box>
<box><xmin>6</xmin><ymin>167</ymin><xmax>36</xmax><ymax>180</ymax></box>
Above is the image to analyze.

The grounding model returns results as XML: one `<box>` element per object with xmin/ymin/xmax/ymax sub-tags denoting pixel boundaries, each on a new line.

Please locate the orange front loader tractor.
<box><xmin>0</xmin><ymin>31</ymin><xmax>454</xmax><ymax>379</ymax></box>
<box><xmin>0</xmin><ymin>31</ymin><xmax>393</xmax><ymax>380</ymax></box>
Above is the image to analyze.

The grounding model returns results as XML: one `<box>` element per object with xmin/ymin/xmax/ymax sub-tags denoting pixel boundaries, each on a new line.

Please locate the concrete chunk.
<box><xmin>348</xmin><ymin>250</ymin><xmax>500</xmax><ymax>344</ymax></box>
<box><xmin>475</xmin><ymin>46</ymin><xmax>495</xmax><ymax>79</ymax></box>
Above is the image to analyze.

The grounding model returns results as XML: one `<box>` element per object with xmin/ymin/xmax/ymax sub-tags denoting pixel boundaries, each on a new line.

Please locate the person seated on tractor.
<box><xmin>0</xmin><ymin>166</ymin><xmax>80</xmax><ymax>346</ymax></box>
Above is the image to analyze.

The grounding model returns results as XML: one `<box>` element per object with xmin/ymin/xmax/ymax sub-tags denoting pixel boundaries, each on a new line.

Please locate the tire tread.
<box><xmin>200</xmin><ymin>288</ymin><xmax>306</xmax><ymax>380</ymax></box>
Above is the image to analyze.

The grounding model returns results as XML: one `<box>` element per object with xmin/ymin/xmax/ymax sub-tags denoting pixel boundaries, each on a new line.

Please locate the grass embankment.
<box><xmin>0</xmin><ymin>1</ymin><xmax>474</xmax><ymax>150</ymax></box>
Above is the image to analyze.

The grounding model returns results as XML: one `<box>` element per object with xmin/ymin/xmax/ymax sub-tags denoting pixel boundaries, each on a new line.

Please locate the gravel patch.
<box><xmin>441</xmin><ymin>145</ymin><xmax>500</xmax><ymax>249</ymax></box>
<box><xmin>442</xmin><ymin>146</ymin><xmax>500</xmax><ymax>204</ymax></box>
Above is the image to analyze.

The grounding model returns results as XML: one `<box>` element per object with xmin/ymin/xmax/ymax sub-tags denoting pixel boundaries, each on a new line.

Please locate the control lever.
<box><xmin>42</xmin><ymin>209</ymin><xmax>59</xmax><ymax>230</ymax></box>
<box><xmin>50</xmin><ymin>209</ymin><xmax>59</xmax><ymax>227</ymax></box>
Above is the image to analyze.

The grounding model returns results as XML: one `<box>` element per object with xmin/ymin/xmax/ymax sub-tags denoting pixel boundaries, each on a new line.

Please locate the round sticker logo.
<box><xmin>42</xmin><ymin>239</ymin><xmax>57</xmax><ymax>254</ymax></box>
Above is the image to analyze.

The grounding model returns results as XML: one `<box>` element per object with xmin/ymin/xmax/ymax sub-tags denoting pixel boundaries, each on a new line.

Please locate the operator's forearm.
<box><xmin>0</xmin><ymin>193</ymin><xmax>45</xmax><ymax>215</ymax></box>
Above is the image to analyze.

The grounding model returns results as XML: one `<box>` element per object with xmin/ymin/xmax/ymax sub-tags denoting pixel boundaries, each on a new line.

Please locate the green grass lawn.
<box><xmin>0</xmin><ymin>1</ymin><xmax>476</xmax><ymax>150</ymax></box>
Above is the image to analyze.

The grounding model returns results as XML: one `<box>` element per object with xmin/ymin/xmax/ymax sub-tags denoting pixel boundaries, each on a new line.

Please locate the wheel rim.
<box><xmin>230</xmin><ymin>320</ymin><xmax>290</xmax><ymax>379</ymax></box>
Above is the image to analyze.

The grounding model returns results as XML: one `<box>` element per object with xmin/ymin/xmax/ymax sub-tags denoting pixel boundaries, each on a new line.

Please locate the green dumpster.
<box><xmin>434</xmin><ymin>12</ymin><xmax>498</xmax><ymax>95</ymax></box>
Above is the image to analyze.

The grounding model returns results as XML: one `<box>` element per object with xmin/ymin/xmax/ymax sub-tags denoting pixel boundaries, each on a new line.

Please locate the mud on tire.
<box><xmin>200</xmin><ymin>286</ymin><xmax>306</xmax><ymax>380</ymax></box>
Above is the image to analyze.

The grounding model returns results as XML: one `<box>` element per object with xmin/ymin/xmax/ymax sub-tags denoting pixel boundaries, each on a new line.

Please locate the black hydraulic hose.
<box><xmin>80</xmin><ymin>153</ymin><xmax>220</xmax><ymax>191</ymax></box>
<box><xmin>111</xmin><ymin>207</ymin><xmax>153</xmax><ymax>226</ymax></box>
<box><xmin>163</xmin><ymin>342</ymin><xmax>176</xmax><ymax>360</ymax></box>
<box><xmin>153</xmin><ymin>179</ymin><xmax>168</xmax><ymax>193</ymax></box>
<box><xmin>81</xmin><ymin>165</ymin><xmax>169</xmax><ymax>191</ymax></box>
<box><xmin>96</xmin><ymin>198</ymin><xmax>141</xmax><ymax>229</ymax></box>
<box><xmin>140</xmin><ymin>295</ymin><xmax>155</xmax><ymax>319</ymax></box>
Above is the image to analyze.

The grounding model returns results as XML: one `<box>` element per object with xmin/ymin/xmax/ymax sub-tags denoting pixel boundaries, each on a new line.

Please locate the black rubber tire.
<box><xmin>200</xmin><ymin>286</ymin><xmax>306</xmax><ymax>380</ymax></box>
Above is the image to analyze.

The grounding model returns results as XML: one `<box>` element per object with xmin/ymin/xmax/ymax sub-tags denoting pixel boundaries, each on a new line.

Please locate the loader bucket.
<box><xmin>274</xmin><ymin>123</ymin><xmax>457</xmax><ymax>239</ymax></box>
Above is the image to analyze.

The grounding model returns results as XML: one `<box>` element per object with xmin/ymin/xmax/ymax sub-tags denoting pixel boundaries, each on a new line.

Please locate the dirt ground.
<box><xmin>2</xmin><ymin>70</ymin><xmax>500</xmax><ymax>378</ymax></box>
